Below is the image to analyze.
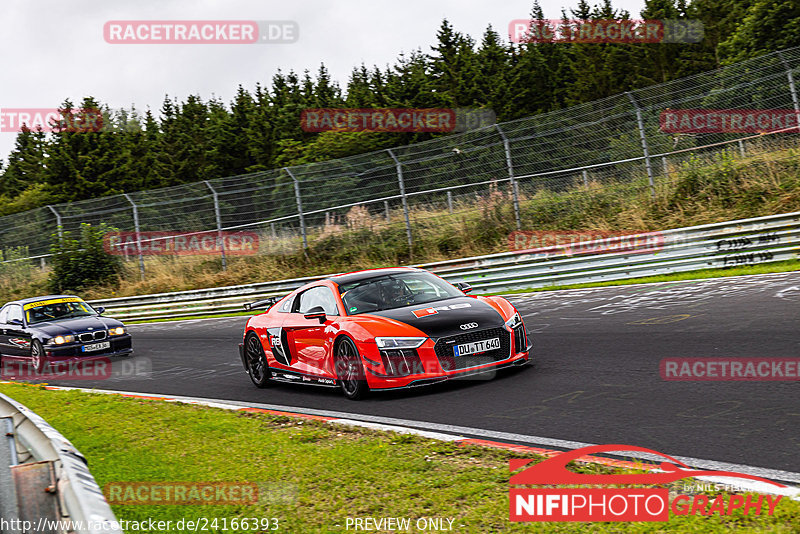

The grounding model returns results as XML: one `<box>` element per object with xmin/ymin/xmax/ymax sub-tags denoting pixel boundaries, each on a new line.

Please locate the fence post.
<box><xmin>778</xmin><ymin>51</ymin><xmax>800</xmax><ymax>133</ymax></box>
<box><xmin>203</xmin><ymin>180</ymin><xmax>227</xmax><ymax>271</ymax></box>
<box><xmin>662</xmin><ymin>157</ymin><xmax>669</xmax><ymax>179</ymax></box>
<box><xmin>626</xmin><ymin>92</ymin><xmax>656</xmax><ymax>199</ymax></box>
<box><xmin>46</xmin><ymin>205</ymin><xmax>62</xmax><ymax>239</ymax></box>
<box><xmin>123</xmin><ymin>194</ymin><xmax>145</xmax><ymax>280</ymax></box>
<box><xmin>384</xmin><ymin>201</ymin><xmax>390</xmax><ymax>222</ymax></box>
<box><xmin>447</xmin><ymin>191</ymin><xmax>453</xmax><ymax>214</ymax></box>
<box><xmin>284</xmin><ymin>167</ymin><xmax>307</xmax><ymax>251</ymax></box>
<box><xmin>386</xmin><ymin>149</ymin><xmax>413</xmax><ymax>259</ymax></box>
<box><xmin>495</xmin><ymin>125</ymin><xmax>522</xmax><ymax>230</ymax></box>
<box><xmin>582</xmin><ymin>170</ymin><xmax>589</xmax><ymax>187</ymax></box>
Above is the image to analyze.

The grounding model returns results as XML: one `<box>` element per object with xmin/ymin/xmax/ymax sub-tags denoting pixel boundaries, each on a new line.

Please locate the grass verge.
<box><xmin>0</xmin><ymin>383</ymin><xmax>796</xmax><ymax>533</ymax></box>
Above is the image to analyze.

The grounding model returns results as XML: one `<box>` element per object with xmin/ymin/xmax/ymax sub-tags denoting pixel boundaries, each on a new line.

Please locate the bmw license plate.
<box><xmin>453</xmin><ymin>337</ymin><xmax>500</xmax><ymax>357</ymax></box>
<box><xmin>82</xmin><ymin>341</ymin><xmax>110</xmax><ymax>352</ymax></box>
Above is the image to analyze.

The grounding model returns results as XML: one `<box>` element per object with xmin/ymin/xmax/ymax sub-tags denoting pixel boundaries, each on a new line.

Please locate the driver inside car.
<box><xmin>379</xmin><ymin>279</ymin><xmax>412</xmax><ymax>306</ymax></box>
<box><xmin>51</xmin><ymin>304</ymin><xmax>69</xmax><ymax>318</ymax></box>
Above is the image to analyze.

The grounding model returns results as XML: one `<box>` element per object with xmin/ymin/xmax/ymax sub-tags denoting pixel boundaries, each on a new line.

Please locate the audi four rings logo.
<box><xmin>460</xmin><ymin>322</ymin><xmax>478</xmax><ymax>330</ymax></box>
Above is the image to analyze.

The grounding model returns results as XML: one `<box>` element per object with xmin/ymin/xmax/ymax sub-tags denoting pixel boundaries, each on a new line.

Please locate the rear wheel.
<box><xmin>244</xmin><ymin>333</ymin><xmax>271</xmax><ymax>388</ymax></box>
<box><xmin>335</xmin><ymin>337</ymin><xmax>369</xmax><ymax>400</ymax></box>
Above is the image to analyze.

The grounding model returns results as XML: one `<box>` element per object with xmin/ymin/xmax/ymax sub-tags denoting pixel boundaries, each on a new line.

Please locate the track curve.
<box><xmin>40</xmin><ymin>271</ymin><xmax>800</xmax><ymax>473</ymax></box>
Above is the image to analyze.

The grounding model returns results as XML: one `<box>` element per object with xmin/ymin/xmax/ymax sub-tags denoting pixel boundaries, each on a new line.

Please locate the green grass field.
<box><xmin>0</xmin><ymin>383</ymin><xmax>796</xmax><ymax>533</ymax></box>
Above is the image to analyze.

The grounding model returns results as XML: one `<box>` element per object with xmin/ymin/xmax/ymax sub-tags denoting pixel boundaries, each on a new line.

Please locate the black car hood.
<box><xmin>29</xmin><ymin>316</ymin><xmax>124</xmax><ymax>337</ymax></box>
<box><xmin>368</xmin><ymin>296</ymin><xmax>505</xmax><ymax>339</ymax></box>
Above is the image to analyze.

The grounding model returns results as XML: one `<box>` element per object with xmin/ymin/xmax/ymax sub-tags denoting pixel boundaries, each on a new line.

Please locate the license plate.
<box><xmin>453</xmin><ymin>337</ymin><xmax>500</xmax><ymax>357</ymax></box>
<box><xmin>82</xmin><ymin>341</ymin><xmax>110</xmax><ymax>352</ymax></box>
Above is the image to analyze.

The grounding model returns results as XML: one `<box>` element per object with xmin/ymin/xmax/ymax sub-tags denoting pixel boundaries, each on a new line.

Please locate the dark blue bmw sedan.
<box><xmin>0</xmin><ymin>295</ymin><xmax>132</xmax><ymax>371</ymax></box>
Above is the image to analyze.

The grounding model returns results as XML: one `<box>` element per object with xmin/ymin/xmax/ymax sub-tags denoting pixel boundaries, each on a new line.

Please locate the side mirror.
<box><xmin>7</xmin><ymin>318</ymin><xmax>23</xmax><ymax>327</ymax></box>
<box><xmin>95</xmin><ymin>306</ymin><xmax>105</xmax><ymax>315</ymax></box>
<box><xmin>456</xmin><ymin>282</ymin><xmax>473</xmax><ymax>294</ymax></box>
<box><xmin>304</xmin><ymin>306</ymin><xmax>327</xmax><ymax>324</ymax></box>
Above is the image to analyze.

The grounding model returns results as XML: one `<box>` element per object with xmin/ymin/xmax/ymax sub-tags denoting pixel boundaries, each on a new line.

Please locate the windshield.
<box><xmin>338</xmin><ymin>272</ymin><xmax>463</xmax><ymax>315</ymax></box>
<box><xmin>24</xmin><ymin>298</ymin><xmax>96</xmax><ymax>325</ymax></box>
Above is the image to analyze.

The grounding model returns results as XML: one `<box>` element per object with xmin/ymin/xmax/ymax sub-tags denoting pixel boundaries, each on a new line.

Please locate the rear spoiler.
<box><xmin>243</xmin><ymin>296</ymin><xmax>281</xmax><ymax>312</ymax></box>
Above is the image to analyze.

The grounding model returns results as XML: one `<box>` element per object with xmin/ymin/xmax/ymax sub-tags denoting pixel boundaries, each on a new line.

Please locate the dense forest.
<box><xmin>0</xmin><ymin>0</ymin><xmax>798</xmax><ymax>216</ymax></box>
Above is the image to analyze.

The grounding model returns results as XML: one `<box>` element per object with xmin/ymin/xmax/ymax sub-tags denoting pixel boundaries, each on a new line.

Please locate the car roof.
<box><xmin>9</xmin><ymin>295</ymin><xmax>82</xmax><ymax>306</ymax></box>
<box><xmin>327</xmin><ymin>267</ymin><xmax>423</xmax><ymax>286</ymax></box>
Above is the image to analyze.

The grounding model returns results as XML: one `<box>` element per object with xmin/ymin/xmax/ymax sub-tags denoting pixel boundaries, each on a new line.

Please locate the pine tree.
<box><xmin>427</xmin><ymin>20</ymin><xmax>477</xmax><ymax>107</ymax></box>
<box><xmin>0</xmin><ymin>127</ymin><xmax>47</xmax><ymax>197</ymax></box>
<box><xmin>475</xmin><ymin>25</ymin><xmax>511</xmax><ymax>115</ymax></box>
<box><xmin>719</xmin><ymin>0</ymin><xmax>800</xmax><ymax>63</ymax></box>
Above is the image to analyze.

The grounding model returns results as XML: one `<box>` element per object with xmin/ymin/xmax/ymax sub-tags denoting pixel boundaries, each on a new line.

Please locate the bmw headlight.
<box><xmin>108</xmin><ymin>327</ymin><xmax>127</xmax><ymax>336</ymax></box>
<box><xmin>505</xmin><ymin>313</ymin><xmax>523</xmax><ymax>330</ymax></box>
<box><xmin>375</xmin><ymin>337</ymin><xmax>427</xmax><ymax>349</ymax></box>
<box><xmin>52</xmin><ymin>335</ymin><xmax>75</xmax><ymax>345</ymax></box>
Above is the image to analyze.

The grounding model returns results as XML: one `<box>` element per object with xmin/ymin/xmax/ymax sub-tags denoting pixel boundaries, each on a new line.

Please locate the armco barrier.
<box><xmin>88</xmin><ymin>211</ymin><xmax>800</xmax><ymax>322</ymax></box>
<box><xmin>0</xmin><ymin>392</ymin><xmax>122</xmax><ymax>534</ymax></box>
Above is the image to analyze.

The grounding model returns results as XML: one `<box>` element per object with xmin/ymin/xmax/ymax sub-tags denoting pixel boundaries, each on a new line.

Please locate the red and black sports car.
<box><xmin>238</xmin><ymin>267</ymin><xmax>531</xmax><ymax>399</ymax></box>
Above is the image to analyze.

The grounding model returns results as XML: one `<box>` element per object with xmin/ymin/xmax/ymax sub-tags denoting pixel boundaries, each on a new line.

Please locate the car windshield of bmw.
<box><xmin>23</xmin><ymin>298</ymin><xmax>97</xmax><ymax>325</ymax></box>
<box><xmin>338</xmin><ymin>272</ymin><xmax>463</xmax><ymax>315</ymax></box>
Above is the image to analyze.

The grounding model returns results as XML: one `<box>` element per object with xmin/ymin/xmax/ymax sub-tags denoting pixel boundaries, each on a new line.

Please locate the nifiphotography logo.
<box><xmin>509</xmin><ymin>444</ymin><xmax>786</xmax><ymax>522</ymax></box>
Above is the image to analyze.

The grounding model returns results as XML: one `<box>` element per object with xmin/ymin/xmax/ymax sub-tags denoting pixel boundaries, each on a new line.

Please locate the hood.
<box><xmin>368</xmin><ymin>296</ymin><xmax>505</xmax><ymax>339</ymax></box>
<box><xmin>30</xmin><ymin>316</ymin><xmax>124</xmax><ymax>337</ymax></box>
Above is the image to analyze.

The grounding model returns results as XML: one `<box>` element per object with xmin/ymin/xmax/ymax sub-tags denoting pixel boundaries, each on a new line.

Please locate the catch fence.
<box><xmin>2</xmin><ymin>46</ymin><xmax>800</xmax><ymax>278</ymax></box>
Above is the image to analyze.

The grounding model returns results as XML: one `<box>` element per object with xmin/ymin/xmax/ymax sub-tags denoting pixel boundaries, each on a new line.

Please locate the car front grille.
<box><xmin>379</xmin><ymin>349</ymin><xmax>424</xmax><ymax>377</ymax></box>
<box><xmin>78</xmin><ymin>331</ymin><xmax>107</xmax><ymax>343</ymax></box>
<box><xmin>434</xmin><ymin>327</ymin><xmax>511</xmax><ymax>371</ymax></box>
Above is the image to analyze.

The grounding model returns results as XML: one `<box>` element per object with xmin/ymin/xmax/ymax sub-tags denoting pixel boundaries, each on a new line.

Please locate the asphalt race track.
<box><xmin>42</xmin><ymin>272</ymin><xmax>800</xmax><ymax>473</ymax></box>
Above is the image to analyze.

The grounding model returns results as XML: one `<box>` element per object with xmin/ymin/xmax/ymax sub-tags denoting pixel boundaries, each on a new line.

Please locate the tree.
<box><xmin>719</xmin><ymin>0</ymin><xmax>800</xmax><ymax>63</ymax></box>
<box><xmin>0</xmin><ymin>127</ymin><xmax>47</xmax><ymax>197</ymax></box>
<box><xmin>427</xmin><ymin>19</ymin><xmax>478</xmax><ymax>107</ymax></box>
<box><xmin>45</xmin><ymin>97</ymin><xmax>125</xmax><ymax>202</ymax></box>
<box><xmin>474</xmin><ymin>25</ymin><xmax>511</xmax><ymax>115</ymax></box>
<box><xmin>48</xmin><ymin>223</ymin><xmax>121</xmax><ymax>292</ymax></box>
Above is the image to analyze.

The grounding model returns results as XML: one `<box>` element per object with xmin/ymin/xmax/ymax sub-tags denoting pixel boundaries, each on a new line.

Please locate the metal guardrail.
<box><xmin>0</xmin><ymin>393</ymin><xmax>122</xmax><ymax>534</ymax></box>
<box><xmin>87</xmin><ymin>211</ymin><xmax>800</xmax><ymax>322</ymax></box>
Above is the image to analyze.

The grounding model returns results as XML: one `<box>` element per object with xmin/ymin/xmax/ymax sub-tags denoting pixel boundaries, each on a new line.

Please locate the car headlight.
<box><xmin>375</xmin><ymin>337</ymin><xmax>427</xmax><ymax>349</ymax></box>
<box><xmin>108</xmin><ymin>327</ymin><xmax>126</xmax><ymax>336</ymax></box>
<box><xmin>505</xmin><ymin>313</ymin><xmax>523</xmax><ymax>329</ymax></box>
<box><xmin>52</xmin><ymin>335</ymin><xmax>75</xmax><ymax>345</ymax></box>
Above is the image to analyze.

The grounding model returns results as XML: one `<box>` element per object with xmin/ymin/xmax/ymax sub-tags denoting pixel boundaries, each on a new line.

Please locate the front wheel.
<box><xmin>30</xmin><ymin>340</ymin><xmax>45</xmax><ymax>372</ymax></box>
<box><xmin>244</xmin><ymin>333</ymin><xmax>271</xmax><ymax>388</ymax></box>
<box><xmin>335</xmin><ymin>337</ymin><xmax>369</xmax><ymax>400</ymax></box>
